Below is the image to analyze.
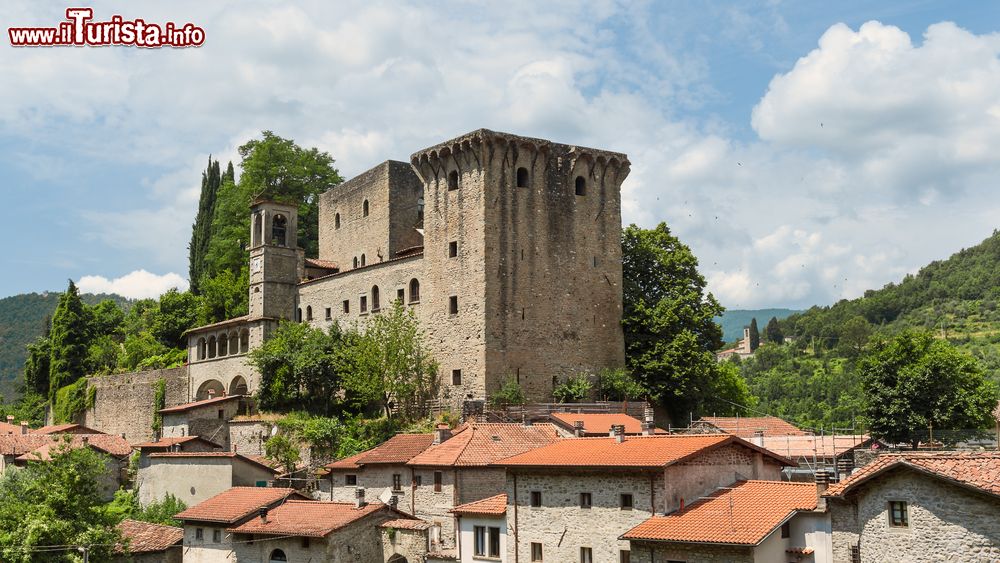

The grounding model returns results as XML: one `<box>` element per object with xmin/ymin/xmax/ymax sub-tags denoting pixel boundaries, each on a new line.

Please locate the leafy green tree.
<box><xmin>85</xmin><ymin>335</ymin><xmax>120</xmax><ymax>375</ymax></box>
<box><xmin>103</xmin><ymin>489</ymin><xmax>186</xmax><ymax>527</ymax></box>
<box><xmin>0</xmin><ymin>440</ymin><xmax>121</xmax><ymax>562</ymax></box>
<box><xmin>249</xmin><ymin>322</ymin><xmax>346</xmax><ymax>414</ymax></box>
<box><xmin>48</xmin><ymin>281</ymin><xmax>90</xmax><ymax>402</ymax></box>
<box><xmin>151</xmin><ymin>289</ymin><xmax>201</xmax><ymax>349</ymax></box>
<box><xmin>86</xmin><ymin>300</ymin><xmax>124</xmax><ymax>341</ymax></box>
<box><xmin>341</xmin><ymin>301</ymin><xmax>438</xmax><ymax>419</ymax></box>
<box><xmin>23</xmin><ymin>336</ymin><xmax>51</xmax><ymax>396</ymax></box>
<box><xmin>189</xmin><ymin>157</ymin><xmax>223</xmax><ymax>294</ymax></box>
<box><xmin>264</xmin><ymin>434</ymin><xmax>301</xmax><ymax>474</ymax></box>
<box><xmin>764</xmin><ymin>316</ymin><xmax>784</xmax><ymax>345</ymax></box>
<box><xmin>197</xmin><ymin>267</ymin><xmax>249</xmax><ymax>325</ymax></box>
<box><xmin>859</xmin><ymin>330</ymin><xmax>998</xmax><ymax>448</ymax></box>
<box><xmin>489</xmin><ymin>376</ymin><xmax>526</xmax><ymax>407</ymax></box>
<box><xmin>596</xmin><ymin>368</ymin><xmax>646</xmax><ymax>401</ymax></box>
<box><xmin>622</xmin><ymin>223</ymin><xmax>750</xmax><ymax>423</ymax></box>
<box><xmin>118</xmin><ymin>332</ymin><xmax>169</xmax><ymax>373</ymax></box>
<box><xmin>552</xmin><ymin>374</ymin><xmax>593</xmax><ymax>403</ymax></box>
<box><xmin>748</xmin><ymin>318</ymin><xmax>760</xmax><ymax>351</ymax></box>
<box><xmin>838</xmin><ymin>316</ymin><xmax>873</xmax><ymax>358</ymax></box>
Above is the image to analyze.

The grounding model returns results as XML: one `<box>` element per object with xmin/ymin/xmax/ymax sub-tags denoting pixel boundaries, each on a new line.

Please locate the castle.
<box><xmin>184</xmin><ymin>129</ymin><xmax>630</xmax><ymax>408</ymax></box>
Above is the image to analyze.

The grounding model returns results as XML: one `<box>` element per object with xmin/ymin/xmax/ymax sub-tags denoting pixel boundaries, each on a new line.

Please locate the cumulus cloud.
<box><xmin>77</xmin><ymin>270</ymin><xmax>189</xmax><ymax>300</ymax></box>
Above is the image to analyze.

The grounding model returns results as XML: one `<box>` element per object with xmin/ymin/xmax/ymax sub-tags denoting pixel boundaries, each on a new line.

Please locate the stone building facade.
<box><xmin>185</xmin><ymin>129</ymin><xmax>630</xmax><ymax>407</ymax></box>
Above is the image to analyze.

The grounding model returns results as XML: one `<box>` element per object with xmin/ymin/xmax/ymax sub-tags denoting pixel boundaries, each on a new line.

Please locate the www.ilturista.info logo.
<box><xmin>8</xmin><ymin>8</ymin><xmax>205</xmax><ymax>48</ymax></box>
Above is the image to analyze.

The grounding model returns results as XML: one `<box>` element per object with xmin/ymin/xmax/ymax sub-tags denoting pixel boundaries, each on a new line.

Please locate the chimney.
<box><xmin>642</xmin><ymin>407</ymin><xmax>656</xmax><ymax>436</ymax></box>
<box><xmin>5</xmin><ymin>415</ymin><xmax>13</xmax><ymax>424</ymax></box>
<box><xmin>20</xmin><ymin>422</ymin><xmax>28</xmax><ymax>435</ymax></box>
<box><xmin>815</xmin><ymin>469</ymin><xmax>829</xmax><ymax>510</ymax></box>
<box><xmin>573</xmin><ymin>420</ymin><xmax>586</xmax><ymax>438</ymax></box>
<box><xmin>433</xmin><ymin>424</ymin><xmax>452</xmax><ymax>445</ymax></box>
<box><xmin>751</xmin><ymin>430</ymin><xmax>764</xmax><ymax>446</ymax></box>
<box><xmin>612</xmin><ymin>425</ymin><xmax>626</xmax><ymax>443</ymax></box>
<box><xmin>388</xmin><ymin>495</ymin><xmax>399</xmax><ymax>509</ymax></box>
<box><xmin>355</xmin><ymin>487</ymin><xmax>366</xmax><ymax>508</ymax></box>
<box><xmin>258</xmin><ymin>507</ymin><xmax>268</xmax><ymax>523</ymax></box>
<box><xmin>81</xmin><ymin>436</ymin><xmax>89</xmax><ymax>445</ymax></box>
<box><xmin>207</xmin><ymin>389</ymin><xmax>216</xmax><ymax>399</ymax></box>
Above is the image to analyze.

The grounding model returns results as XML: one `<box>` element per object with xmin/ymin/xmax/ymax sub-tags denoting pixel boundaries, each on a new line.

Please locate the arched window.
<box><xmin>335</xmin><ymin>213</ymin><xmax>341</xmax><ymax>229</ymax></box>
<box><xmin>272</xmin><ymin>214</ymin><xmax>287</xmax><ymax>246</ymax></box>
<box><xmin>363</xmin><ymin>200</ymin><xmax>369</xmax><ymax>217</ymax></box>
<box><xmin>253</xmin><ymin>213</ymin><xmax>263</xmax><ymax>246</ymax></box>
<box><xmin>229</xmin><ymin>332</ymin><xmax>239</xmax><ymax>355</ymax></box>
<box><xmin>218</xmin><ymin>334</ymin><xmax>228</xmax><ymax>356</ymax></box>
<box><xmin>306</xmin><ymin>306</ymin><xmax>313</xmax><ymax>321</ymax></box>
<box><xmin>296</xmin><ymin>308</ymin><xmax>302</xmax><ymax>322</ymax></box>
<box><xmin>229</xmin><ymin>376</ymin><xmax>248</xmax><ymax>396</ymax></box>
<box><xmin>361</xmin><ymin>254</ymin><xmax>366</xmax><ymax>267</ymax></box>
<box><xmin>371</xmin><ymin>286</ymin><xmax>380</xmax><ymax>311</ymax></box>
<box><xmin>353</xmin><ymin>257</ymin><xmax>358</xmax><ymax>269</ymax></box>
<box><xmin>409</xmin><ymin>279</ymin><xmax>420</xmax><ymax>303</ymax></box>
<box><xmin>575</xmin><ymin>176</ymin><xmax>586</xmax><ymax>196</ymax></box>
<box><xmin>516</xmin><ymin>167</ymin><xmax>529</xmax><ymax>188</ymax></box>
<box><xmin>197</xmin><ymin>338</ymin><xmax>206</xmax><ymax>361</ymax></box>
<box><xmin>207</xmin><ymin>336</ymin><xmax>217</xmax><ymax>359</ymax></box>
<box><xmin>269</xmin><ymin>549</ymin><xmax>288</xmax><ymax>563</ymax></box>
<box><xmin>448</xmin><ymin>170</ymin><xmax>459</xmax><ymax>190</ymax></box>
<box><xmin>239</xmin><ymin>330</ymin><xmax>249</xmax><ymax>354</ymax></box>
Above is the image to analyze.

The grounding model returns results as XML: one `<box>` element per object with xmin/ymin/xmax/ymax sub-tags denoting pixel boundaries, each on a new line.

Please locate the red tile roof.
<box><xmin>0</xmin><ymin>435</ymin><xmax>54</xmax><ymax>456</ymax></box>
<box><xmin>0</xmin><ymin>421</ymin><xmax>24</xmax><ymax>435</ymax></box>
<box><xmin>159</xmin><ymin>395</ymin><xmax>242</xmax><ymax>414</ymax></box>
<box><xmin>697</xmin><ymin>417</ymin><xmax>807</xmax><ymax>438</ymax></box>
<box><xmin>380</xmin><ymin>518</ymin><xmax>432</xmax><ymax>530</ymax></box>
<box><xmin>549</xmin><ymin>413</ymin><xmax>664</xmax><ymax>435</ymax></box>
<box><xmin>228</xmin><ymin>500</ymin><xmax>387</xmax><ymax>537</ymax></box>
<box><xmin>132</xmin><ymin>436</ymin><xmax>222</xmax><ymax>450</ymax></box>
<box><xmin>826</xmin><ymin>452</ymin><xmax>1000</xmax><ymax>498</ymax></box>
<box><xmin>146</xmin><ymin>452</ymin><xmax>279</xmax><ymax>474</ymax></box>
<box><xmin>497</xmin><ymin>434</ymin><xmax>794</xmax><ymax>469</ymax></box>
<box><xmin>407</xmin><ymin>423</ymin><xmax>561</xmax><ymax>467</ymax></box>
<box><xmin>117</xmin><ymin>519</ymin><xmax>183</xmax><ymax>553</ymax></box>
<box><xmin>622</xmin><ymin>481</ymin><xmax>818</xmax><ymax>545</ymax></box>
<box><xmin>8</xmin><ymin>434</ymin><xmax>131</xmax><ymax>459</ymax></box>
<box><xmin>451</xmin><ymin>494</ymin><xmax>507</xmax><ymax>516</ymax></box>
<box><xmin>175</xmin><ymin>487</ymin><xmax>305</xmax><ymax>524</ymax></box>
<box><xmin>325</xmin><ymin>434</ymin><xmax>434</xmax><ymax>470</ymax></box>
<box><xmin>305</xmin><ymin>258</ymin><xmax>339</xmax><ymax>270</ymax></box>
<box><xmin>34</xmin><ymin>423</ymin><xmax>104</xmax><ymax>435</ymax></box>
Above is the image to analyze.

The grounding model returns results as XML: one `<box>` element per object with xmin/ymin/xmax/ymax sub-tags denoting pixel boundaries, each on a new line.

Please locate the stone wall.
<box><xmin>83</xmin><ymin>367</ymin><xmax>188</xmax><ymax>444</ymax></box>
<box><xmin>830</xmin><ymin>468</ymin><xmax>1000</xmax><ymax>562</ymax></box>
<box><xmin>629</xmin><ymin>541</ymin><xmax>753</xmax><ymax>563</ymax></box>
<box><xmin>663</xmin><ymin>444</ymin><xmax>782</xmax><ymax>514</ymax></box>
<box><xmin>382</xmin><ymin>526</ymin><xmax>430</xmax><ymax>563</ymax></box>
<box><xmin>228</xmin><ymin>419</ymin><xmax>273</xmax><ymax>457</ymax></box>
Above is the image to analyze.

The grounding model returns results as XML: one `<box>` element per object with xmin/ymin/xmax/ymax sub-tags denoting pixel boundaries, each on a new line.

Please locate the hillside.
<box><xmin>0</xmin><ymin>292</ymin><xmax>129</xmax><ymax>397</ymax></box>
<box><xmin>716</xmin><ymin>309</ymin><xmax>799</xmax><ymax>342</ymax></box>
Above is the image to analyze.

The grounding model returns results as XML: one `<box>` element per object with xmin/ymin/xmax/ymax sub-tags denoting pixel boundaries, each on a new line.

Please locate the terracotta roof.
<box><xmin>175</xmin><ymin>487</ymin><xmax>304</xmax><ymax>524</ymax></box>
<box><xmin>696</xmin><ymin>416</ymin><xmax>807</xmax><ymax>438</ymax></box>
<box><xmin>325</xmin><ymin>434</ymin><xmax>434</xmax><ymax>469</ymax></box>
<box><xmin>0</xmin><ymin>421</ymin><xmax>24</xmax><ymax>435</ymax></box>
<box><xmin>757</xmin><ymin>435</ymin><xmax>875</xmax><ymax>459</ymax></box>
<box><xmin>380</xmin><ymin>518</ymin><xmax>432</xmax><ymax>530</ymax></box>
<box><xmin>146</xmin><ymin>452</ymin><xmax>279</xmax><ymax>474</ymax></box>
<box><xmin>183</xmin><ymin>315</ymin><xmax>278</xmax><ymax>335</ymax></box>
<box><xmin>228</xmin><ymin>500</ymin><xmax>387</xmax><ymax>537</ymax></box>
<box><xmin>549</xmin><ymin>413</ymin><xmax>664</xmax><ymax>435</ymax></box>
<box><xmin>9</xmin><ymin>434</ymin><xmax>131</xmax><ymax>460</ymax></box>
<box><xmin>498</xmin><ymin>434</ymin><xmax>794</xmax><ymax>469</ymax></box>
<box><xmin>621</xmin><ymin>481</ymin><xmax>818</xmax><ymax>545</ymax></box>
<box><xmin>305</xmin><ymin>258</ymin><xmax>339</xmax><ymax>270</ymax></box>
<box><xmin>117</xmin><ymin>519</ymin><xmax>183</xmax><ymax>553</ymax></box>
<box><xmin>132</xmin><ymin>436</ymin><xmax>222</xmax><ymax>450</ymax></box>
<box><xmin>34</xmin><ymin>423</ymin><xmax>104</xmax><ymax>435</ymax></box>
<box><xmin>159</xmin><ymin>395</ymin><xmax>242</xmax><ymax>414</ymax></box>
<box><xmin>0</xmin><ymin>434</ymin><xmax>52</xmax><ymax>456</ymax></box>
<box><xmin>407</xmin><ymin>423</ymin><xmax>561</xmax><ymax>467</ymax></box>
<box><xmin>451</xmin><ymin>494</ymin><xmax>507</xmax><ymax>516</ymax></box>
<box><xmin>826</xmin><ymin>452</ymin><xmax>1000</xmax><ymax>498</ymax></box>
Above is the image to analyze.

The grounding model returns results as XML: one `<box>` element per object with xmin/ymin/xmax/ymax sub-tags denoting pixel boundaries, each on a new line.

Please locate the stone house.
<box><xmin>115</xmin><ymin>519</ymin><xmax>183</xmax><ymax>563</ymax></box>
<box><xmin>34</xmin><ymin>422</ymin><xmax>106</xmax><ymax>435</ymax></box>
<box><xmin>686</xmin><ymin>416</ymin><xmax>808</xmax><ymax>438</ymax></box>
<box><xmin>158</xmin><ymin>395</ymin><xmax>245</xmax><ymax>450</ymax></box>
<box><xmin>133</xmin><ymin>435</ymin><xmax>223</xmax><ymax>457</ymax></box>
<box><xmin>321</xmin><ymin>432</ymin><xmax>436</xmax><ymax>508</ymax></box>
<box><xmin>622</xmin><ymin>480</ymin><xmax>829</xmax><ymax>563</ymax></box>
<box><xmin>496</xmin><ymin>432</ymin><xmax>794</xmax><ymax>563</ymax></box>
<box><xmin>380</xmin><ymin>518</ymin><xmax>436</xmax><ymax>563</ymax></box>
<box><xmin>175</xmin><ymin>487</ymin><xmax>308</xmax><ymax>563</ymax></box>
<box><xmin>137</xmin><ymin>452</ymin><xmax>278</xmax><ymax>507</ymax></box>
<box><xmin>451</xmin><ymin>493</ymin><xmax>508</xmax><ymax>563</ymax></box>
<box><xmin>4</xmin><ymin>433</ymin><xmax>132</xmax><ymax>498</ymax></box>
<box><xmin>228</xmin><ymin>499</ymin><xmax>413</xmax><ymax>562</ymax></box>
<box><xmin>548</xmin><ymin>412</ymin><xmax>663</xmax><ymax>437</ymax></box>
<box><xmin>824</xmin><ymin>452</ymin><xmax>1000</xmax><ymax>563</ymax></box>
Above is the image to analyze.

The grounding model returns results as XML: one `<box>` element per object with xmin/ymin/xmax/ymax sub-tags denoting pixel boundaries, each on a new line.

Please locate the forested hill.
<box><xmin>716</xmin><ymin>309</ymin><xmax>799</xmax><ymax>342</ymax></box>
<box><xmin>0</xmin><ymin>292</ymin><xmax>128</xmax><ymax>394</ymax></box>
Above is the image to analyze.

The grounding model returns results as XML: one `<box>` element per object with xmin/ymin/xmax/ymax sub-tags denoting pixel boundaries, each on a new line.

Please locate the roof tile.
<box><xmin>228</xmin><ymin>500</ymin><xmax>387</xmax><ymax>537</ymax></box>
<box><xmin>697</xmin><ymin>416</ymin><xmax>807</xmax><ymax>438</ymax></box>
<box><xmin>550</xmin><ymin>413</ymin><xmax>664</xmax><ymax>435</ymax></box>
<box><xmin>826</xmin><ymin>452</ymin><xmax>1000</xmax><ymax>498</ymax></box>
<box><xmin>175</xmin><ymin>487</ymin><xmax>303</xmax><ymax>524</ymax></box>
<box><xmin>407</xmin><ymin>423</ymin><xmax>561</xmax><ymax>467</ymax></box>
<box><xmin>451</xmin><ymin>494</ymin><xmax>507</xmax><ymax>516</ymax></box>
<box><xmin>325</xmin><ymin>434</ymin><xmax>434</xmax><ymax>470</ymax></box>
<box><xmin>117</xmin><ymin>519</ymin><xmax>183</xmax><ymax>553</ymax></box>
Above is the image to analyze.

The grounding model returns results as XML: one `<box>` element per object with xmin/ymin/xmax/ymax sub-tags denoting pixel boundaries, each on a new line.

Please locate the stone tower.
<box><xmin>249</xmin><ymin>200</ymin><xmax>302</xmax><ymax>321</ymax></box>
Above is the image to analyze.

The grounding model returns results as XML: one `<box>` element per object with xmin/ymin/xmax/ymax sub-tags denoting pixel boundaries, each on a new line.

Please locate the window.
<box><xmin>434</xmin><ymin>471</ymin><xmax>442</xmax><ymax>492</ymax></box>
<box><xmin>530</xmin><ymin>491</ymin><xmax>542</xmax><ymax>507</ymax></box>
<box><xmin>371</xmin><ymin>286</ymin><xmax>380</xmax><ymax>311</ymax></box>
<box><xmin>409</xmin><ymin>278</ymin><xmax>420</xmax><ymax>303</ymax></box>
<box><xmin>361</xmin><ymin>254</ymin><xmax>366</xmax><ymax>267</ymax></box>
<box><xmin>306</xmin><ymin>306</ymin><xmax>313</xmax><ymax>321</ymax></box>
<box><xmin>580</xmin><ymin>547</ymin><xmax>593</xmax><ymax>563</ymax></box>
<box><xmin>195</xmin><ymin>528</ymin><xmax>203</xmax><ymax>540</ymax></box>
<box><xmin>474</xmin><ymin>526</ymin><xmax>487</xmax><ymax>557</ymax></box>
<box><xmin>296</xmin><ymin>308</ymin><xmax>302</xmax><ymax>323</ymax></box>
<box><xmin>889</xmin><ymin>501</ymin><xmax>908</xmax><ymax>527</ymax></box>
<box><xmin>397</xmin><ymin>288</ymin><xmax>405</xmax><ymax>303</ymax></box>
<box><xmin>488</xmin><ymin>526</ymin><xmax>500</xmax><ymax>557</ymax></box>
<box><xmin>531</xmin><ymin>543</ymin><xmax>543</xmax><ymax>561</ymax></box>
<box><xmin>334</xmin><ymin>213</ymin><xmax>340</xmax><ymax>229</ymax></box>
<box><xmin>269</xmin><ymin>549</ymin><xmax>287</xmax><ymax>563</ymax></box>
<box><xmin>363</xmin><ymin>199</ymin><xmax>370</xmax><ymax>217</ymax></box>
<box><xmin>580</xmin><ymin>492</ymin><xmax>592</xmax><ymax>509</ymax></box>
<box><xmin>219</xmin><ymin>335</ymin><xmax>228</xmax><ymax>356</ymax></box>
<box><xmin>253</xmin><ymin>213</ymin><xmax>263</xmax><ymax>246</ymax></box>
<box><xmin>353</xmin><ymin>257</ymin><xmax>358</xmax><ymax>269</ymax></box>
<box><xmin>345</xmin><ymin>474</ymin><xmax>357</xmax><ymax>486</ymax></box>
<box><xmin>197</xmin><ymin>338</ymin><xmax>206</xmax><ymax>360</ymax></box>
<box><xmin>449</xmin><ymin>295</ymin><xmax>458</xmax><ymax>315</ymax></box>
<box><xmin>448</xmin><ymin>170</ymin><xmax>459</xmax><ymax>190</ymax></box>
<box><xmin>213</xmin><ymin>529</ymin><xmax>221</xmax><ymax>543</ymax></box>
<box><xmin>255</xmin><ymin>480</ymin><xmax>267</xmax><ymax>487</ymax></box>
<box><xmin>575</xmin><ymin>175</ymin><xmax>586</xmax><ymax>196</ymax></box>
<box><xmin>415</xmin><ymin>475</ymin><xmax>422</xmax><ymax>486</ymax></box>
<box><xmin>240</xmin><ymin>330</ymin><xmax>249</xmax><ymax>353</ymax></box>
<box><xmin>781</xmin><ymin>521</ymin><xmax>790</xmax><ymax>538</ymax></box>
<box><xmin>516</xmin><ymin>167</ymin><xmax>529</xmax><ymax>187</ymax></box>
<box><xmin>343</xmin><ymin>300</ymin><xmax>350</xmax><ymax>314</ymax></box>
<box><xmin>217</xmin><ymin>409</ymin><xmax>224</xmax><ymax>420</ymax></box>
<box><xmin>301</xmin><ymin>537</ymin><xmax>310</xmax><ymax>548</ymax></box>
<box><xmin>325</xmin><ymin>307</ymin><xmax>332</xmax><ymax>320</ymax></box>
<box><xmin>448</xmin><ymin>241</ymin><xmax>458</xmax><ymax>258</ymax></box>
<box><xmin>360</xmin><ymin>295</ymin><xmax>368</xmax><ymax>314</ymax></box>
<box><xmin>619</xmin><ymin>550</ymin><xmax>631</xmax><ymax>563</ymax></box>
<box><xmin>272</xmin><ymin>214</ymin><xmax>288</xmax><ymax>246</ymax></box>
<box><xmin>392</xmin><ymin>473</ymin><xmax>402</xmax><ymax>491</ymax></box>
<box><xmin>452</xmin><ymin>369</ymin><xmax>462</xmax><ymax>385</ymax></box>
<box><xmin>620</xmin><ymin>493</ymin><xmax>633</xmax><ymax>510</ymax></box>
<box><xmin>207</xmin><ymin>336</ymin><xmax>216</xmax><ymax>359</ymax></box>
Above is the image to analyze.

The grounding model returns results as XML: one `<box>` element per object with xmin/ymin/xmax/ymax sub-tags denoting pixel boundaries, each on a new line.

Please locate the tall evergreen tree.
<box><xmin>48</xmin><ymin>281</ymin><xmax>90</xmax><ymax>401</ymax></box>
<box><xmin>764</xmin><ymin>316</ymin><xmax>784</xmax><ymax>344</ymax></box>
<box><xmin>748</xmin><ymin>317</ymin><xmax>760</xmax><ymax>351</ymax></box>
<box><xmin>188</xmin><ymin>157</ymin><xmax>222</xmax><ymax>294</ymax></box>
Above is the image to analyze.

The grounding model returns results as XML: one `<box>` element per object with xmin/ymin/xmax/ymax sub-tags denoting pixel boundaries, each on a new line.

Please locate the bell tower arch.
<box><xmin>249</xmin><ymin>200</ymin><xmax>303</xmax><ymax>320</ymax></box>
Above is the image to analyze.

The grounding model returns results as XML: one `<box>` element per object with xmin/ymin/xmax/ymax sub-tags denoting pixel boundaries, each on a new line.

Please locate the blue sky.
<box><xmin>3</xmin><ymin>1</ymin><xmax>1000</xmax><ymax>308</ymax></box>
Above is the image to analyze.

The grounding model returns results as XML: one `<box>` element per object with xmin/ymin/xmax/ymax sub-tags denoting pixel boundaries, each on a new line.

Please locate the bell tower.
<box><xmin>248</xmin><ymin>200</ymin><xmax>302</xmax><ymax>320</ymax></box>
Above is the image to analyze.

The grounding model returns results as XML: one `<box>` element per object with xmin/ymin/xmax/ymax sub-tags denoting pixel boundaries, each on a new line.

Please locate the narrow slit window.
<box><xmin>516</xmin><ymin>167</ymin><xmax>529</xmax><ymax>187</ymax></box>
<box><xmin>342</xmin><ymin>300</ymin><xmax>350</xmax><ymax>314</ymax></box>
<box><xmin>448</xmin><ymin>170</ymin><xmax>459</xmax><ymax>190</ymax></box>
<box><xmin>449</xmin><ymin>295</ymin><xmax>458</xmax><ymax>315</ymax></box>
<box><xmin>325</xmin><ymin>307</ymin><xmax>332</xmax><ymax>320</ymax></box>
<box><xmin>409</xmin><ymin>279</ymin><xmax>420</xmax><ymax>303</ymax></box>
<box><xmin>335</xmin><ymin>213</ymin><xmax>341</xmax><ymax>229</ymax></box>
<box><xmin>575</xmin><ymin>175</ymin><xmax>586</xmax><ymax>196</ymax></box>
<box><xmin>449</xmin><ymin>241</ymin><xmax>458</xmax><ymax>258</ymax></box>
<box><xmin>371</xmin><ymin>286</ymin><xmax>380</xmax><ymax>311</ymax></box>
<box><xmin>306</xmin><ymin>306</ymin><xmax>313</xmax><ymax>321</ymax></box>
<box><xmin>452</xmin><ymin>369</ymin><xmax>462</xmax><ymax>385</ymax></box>
<box><xmin>363</xmin><ymin>199</ymin><xmax>369</xmax><ymax>217</ymax></box>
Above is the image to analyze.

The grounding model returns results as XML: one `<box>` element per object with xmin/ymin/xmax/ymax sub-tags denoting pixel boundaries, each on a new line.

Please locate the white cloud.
<box><xmin>77</xmin><ymin>270</ymin><xmax>189</xmax><ymax>300</ymax></box>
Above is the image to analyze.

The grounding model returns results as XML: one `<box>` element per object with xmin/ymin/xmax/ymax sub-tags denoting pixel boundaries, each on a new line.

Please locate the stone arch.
<box><xmin>239</xmin><ymin>330</ymin><xmax>250</xmax><ymax>354</ymax></box>
<box><xmin>388</xmin><ymin>556</ymin><xmax>408</xmax><ymax>563</ymax></box>
<box><xmin>228</xmin><ymin>332</ymin><xmax>239</xmax><ymax>355</ymax></box>
<box><xmin>409</xmin><ymin>278</ymin><xmax>420</xmax><ymax>303</ymax></box>
<box><xmin>229</xmin><ymin>376</ymin><xmax>248</xmax><ymax>396</ymax></box>
<box><xmin>197</xmin><ymin>337</ymin><xmax>206</xmax><ymax>361</ymax></box>
<box><xmin>207</xmin><ymin>336</ymin><xmax>217</xmax><ymax>359</ymax></box>
<box><xmin>269</xmin><ymin>549</ymin><xmax>287</xmax><ymax>563</ymax></box>
<box><xmin>196</xmin><ymin>379</ymin><xmax>225</xmax><ymax>401</ymax></box>
<box><xmin>218</xmin><ymin>333</ymin><xmax>228</xmax><ymax>356</ymax></box>
<box><xmin>272</xmin><ymin>214</ymin><xmax>287</xmax><ymax>246</ymax></box>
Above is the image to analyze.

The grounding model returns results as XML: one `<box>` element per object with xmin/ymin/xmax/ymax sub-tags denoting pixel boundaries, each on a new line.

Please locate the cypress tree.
<box><xmin>188</xmin><ymin>157</ymin><xmax>222</xmax><ymax>294</ymax></box>
<box><xmin>765</xmin><ymin>316</ymin><xmax>784</xmax><ymax>344</ymax></box>
<box><xmin>748</xmin><ymin>317</ymin><xmax>760</xmax><ymax>351</ymax></box>
<box><xmin>48</xmin><ymin>280</ymin><xmax>90</xmax><ymax>401</ymax></box>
